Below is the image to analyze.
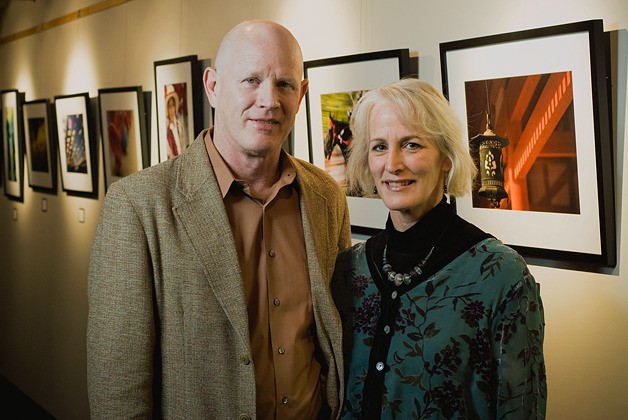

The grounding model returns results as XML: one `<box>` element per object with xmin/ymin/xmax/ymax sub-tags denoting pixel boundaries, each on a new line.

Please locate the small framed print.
<box><xmin>303</xmin><ymin>49</ymin><xmax>411</xmax><ymax>232</ymax></box>
<box><xmin>54</xmin><ymin>93</ymin><xmax>98</xmax><ymax>198</ymax></box>
<box><xmin>23</xmin><ymin>99</ymin><xmax>57</xmax><ymax>193</ymax></box>
<box><xmin>2</xmin><ymin>89</ymin><xmax>25</xmax><ymax>201</ymax></box>
<box><xmin>154</xmin><ymin>55</ymin><xmax>202</xmax><ymax>162</ymax></box>
<box><xmin>98</xmin><ymin>86</ymin><xmax>148</xmax><ymax>191</ymax></box>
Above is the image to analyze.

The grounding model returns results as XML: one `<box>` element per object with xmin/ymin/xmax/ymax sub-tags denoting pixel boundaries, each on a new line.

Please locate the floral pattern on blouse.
<box><xmin>332</xmin><ymin>238</ymin><xmax>546</xmax><ymax>419</ymax></box>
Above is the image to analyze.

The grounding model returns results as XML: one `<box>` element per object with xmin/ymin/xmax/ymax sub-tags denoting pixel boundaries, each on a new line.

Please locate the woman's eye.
<box><xmin>371</xmin><ymin>143</ymin><xmax>386</xmax><ymax>152</ymax></box>
<box><xmin>404</xmin><ymin>141</ymin><xmax>422</xmax><ymax>150</ymax></box>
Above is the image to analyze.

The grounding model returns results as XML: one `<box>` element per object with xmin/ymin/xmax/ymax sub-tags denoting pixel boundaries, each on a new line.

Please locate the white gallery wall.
<box><xmin>0</xmin><ymin>0</ymin><xmax>626</xmax><ymax>418</ymax></box>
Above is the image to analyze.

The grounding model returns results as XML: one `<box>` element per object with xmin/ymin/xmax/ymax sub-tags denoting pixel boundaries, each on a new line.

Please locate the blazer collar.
<box><xmin>172</xmin><ymin>131</ymin><xmax>251</xmax><ymax>351</ymax></box>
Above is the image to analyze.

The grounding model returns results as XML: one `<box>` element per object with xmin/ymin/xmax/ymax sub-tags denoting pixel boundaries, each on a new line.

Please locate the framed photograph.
<box><xmin>2</xmin><ymin>89</ymin><xmax>25</xmax><ymax>201</ymax></box>
<box><xmin>440</xmin><ymin>19</ymin><xmax>615</xmax><ymax>269</ymax></box>
<box><xmin>304</xmin><ymin>49</ymin><xmax>411</xmax><ymax>232</ymax></box>
<box><xmin>98</xmin><ymin>86</ymin><xmax>148</xmax><ymax>191</ymax></box>
<box><xmin>154</xmin><ymin>55</ymin><xmax>202</xmax><ymax>162</ymax></box>
<box><xmin>23</xmin><ymin>99</ymin><xmax>57</xmax><ymax>193</ymax></box>
<box><xmin>54</xmin><ymin>93</ymin><xmax>98</xmax><ymax>198</ymax></box>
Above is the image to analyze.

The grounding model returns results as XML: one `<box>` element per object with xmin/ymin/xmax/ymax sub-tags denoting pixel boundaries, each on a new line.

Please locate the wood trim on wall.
<box><xmin>0</xmin><ymin>0</ymin><xmax>134</xmax><ymax>45</ymax></box>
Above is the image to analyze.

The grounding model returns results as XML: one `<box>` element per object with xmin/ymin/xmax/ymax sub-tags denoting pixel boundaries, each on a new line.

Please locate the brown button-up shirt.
<box><xmin>205</xmin><ymin>134</ymin><xmax>322</xmax><ymax>419</ymax></box>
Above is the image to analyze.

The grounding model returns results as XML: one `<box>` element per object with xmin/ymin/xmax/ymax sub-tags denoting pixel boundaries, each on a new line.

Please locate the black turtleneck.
<box><xmin>367</xmin><ymin>197</ymin><xmax>491</xmax><ymax>287</ymax></box>
<box><xmin>358</xmin><ymin>197</ymin><xmax>491</xmax><ymax>419</ymax></box>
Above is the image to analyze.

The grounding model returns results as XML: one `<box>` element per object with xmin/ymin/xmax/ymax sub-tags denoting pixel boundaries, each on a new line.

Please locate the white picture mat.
<box><xmin>2</xmin><ymin>91</ymin><xmax>21</xmax><ymax>197</ymax></box>
<box><xmin>99</xmin><ymin>91</ymin><xmax>143</xmax><ymax>189</ymax></box>
<box><xmin>445</xmin><ymin>31</ymin><xmax>601</xmax><ymax>255</ymax></box>
<box><xmin>55</xmin><ymin>95</ymin><xmax>94</xmax><ymax>193</ymax></box>
<box><xmin>23</xmin><ymin>101</ymin><xmax>54</xmax><ymax>189</ymax></box>
<box><xmin>306</xmin><ymin>56</ymin><xmax>403</xmax><ymax>230</ymax></box>
<box><xmin>155</xmin><ymin>60</ymin><xmax>196</xmax><ymax>162</ymax></box>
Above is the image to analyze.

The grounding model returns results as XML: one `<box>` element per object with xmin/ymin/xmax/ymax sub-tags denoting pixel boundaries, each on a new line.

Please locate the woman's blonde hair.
<box><xmin>346</xmin><ymin>78</ymin><xmax>476</xmax><ymax>198</ymax></box>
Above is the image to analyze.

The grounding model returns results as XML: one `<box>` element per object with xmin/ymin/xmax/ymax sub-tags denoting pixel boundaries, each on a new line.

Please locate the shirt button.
<box><xmin>391</xmin><ymin>291</ymin><xmax>398</xmax><ymax>299</ymax></box>
<box><xmin>383</xmin><ymin>325</ymin><xmax>390</xmax><ymax>334</ymax></box>
<box><xmin>239</xmin><ymin>354</ymin><xmax>250</xmax><ymax>365</ymax></box>
<box><xmin>376</xmin><ymin>362</ymin><xmax>385</xmax><ymax>371</ymax></box>
<box><xmin>273</xmin><ymin>298</ymin><xmax>280</xmax><ymax>306</ymax></box>
<box><xmin>269</xmin><ymin>250</ymin><xmax>276</xmax><ymax>257</ymax></box>
<box><xmin>282</xmin><ymin>396</ymin><xmax>289</xmax><ymax>404</ymax></box>
<box><xmin>278</xmin><ymin>346</ymin><xmax>285</xmax><ymax>355</ymax></box>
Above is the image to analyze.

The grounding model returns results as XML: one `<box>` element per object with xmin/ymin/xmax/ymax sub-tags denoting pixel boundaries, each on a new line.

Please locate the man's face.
<box><xmin>207</xmin><ymin>30</ymin><xmax>307</xmax><ymax>158</ymax></box>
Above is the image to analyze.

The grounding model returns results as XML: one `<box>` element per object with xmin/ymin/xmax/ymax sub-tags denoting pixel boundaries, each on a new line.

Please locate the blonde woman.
<box><xmin>332</xmin><ymin>78</ymin><xmax>546</xmax><ymax>419</ymax></box>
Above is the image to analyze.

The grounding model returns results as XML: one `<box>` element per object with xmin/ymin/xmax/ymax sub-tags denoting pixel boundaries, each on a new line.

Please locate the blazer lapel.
<box><xmin>171</xmin><ymin>135</ymin><xmax>251</xmax><ymax>350</ymax></box>
<box><xmin>296</xmin><ymin>166</ymin><xmax>332</xmax><ymax>288</ymax></box>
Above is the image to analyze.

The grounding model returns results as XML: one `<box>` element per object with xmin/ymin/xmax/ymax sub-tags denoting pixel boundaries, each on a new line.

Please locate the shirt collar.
<box><xmin>204</xmin><ymin>129</ymin><xmax>297</xmax><ymax>199</ymax></box>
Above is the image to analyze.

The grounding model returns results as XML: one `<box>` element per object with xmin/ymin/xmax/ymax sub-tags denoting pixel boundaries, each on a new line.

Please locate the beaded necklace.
<box><xmin>382</xmin><ymin>244</ymin><xmax>432</xmax><ymax>286</ymax></box>
<box><xmin>381</xmin><ymin>214</ymin><xmax>452</xmax><ymax>287</ymax></box>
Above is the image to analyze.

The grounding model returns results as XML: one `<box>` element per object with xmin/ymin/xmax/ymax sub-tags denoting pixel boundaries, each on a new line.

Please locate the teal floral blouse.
<box><xmin>332</xmin><ymin>211</ymin><xmax>546</xmax><ymax>419</ymax></box>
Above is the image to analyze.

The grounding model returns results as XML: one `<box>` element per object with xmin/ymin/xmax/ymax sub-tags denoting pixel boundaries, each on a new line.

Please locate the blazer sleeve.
<box><xmin>87</xmin><ymin>180</ymin><xmax>156</xmax><ymax>419</ymax></box>
<box><xmin>337</xmin><ymin>187</ymin><xmax>352</xmax><ymax>252</ymax></box>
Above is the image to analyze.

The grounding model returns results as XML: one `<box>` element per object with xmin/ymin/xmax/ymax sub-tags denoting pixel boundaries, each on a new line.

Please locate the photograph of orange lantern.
<box><xmin>440</xmin><ymin>19</ymin><xmax>615</xmax><ymax>270</ymax></box>
<box><xmin>465</xmin><ymin>73</ymin><xmax>580</xmax><ymax>214</ymax></box>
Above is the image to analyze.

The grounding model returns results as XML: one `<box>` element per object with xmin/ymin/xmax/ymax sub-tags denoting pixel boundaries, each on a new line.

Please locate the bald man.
<box><xmin>87</xmin><ymin>20</ymin><xmax>351</xmax><ymax>419</ymax></box>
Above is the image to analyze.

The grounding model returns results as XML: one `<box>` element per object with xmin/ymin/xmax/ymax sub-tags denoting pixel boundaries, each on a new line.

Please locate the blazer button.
<box><xmin>239</xmin><ymin>354</ymin><xmax>250</xmax><ymax>365</ymax></box>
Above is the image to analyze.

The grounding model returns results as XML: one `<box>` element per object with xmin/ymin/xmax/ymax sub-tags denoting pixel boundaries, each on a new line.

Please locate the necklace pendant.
<box><xmin>403</xmin><ymin>274</ymin><xmax>412</xmax><ymax>285</ymax></box>
<box><xmin>394</xmin><ymin>274</ymin><xmax>404</xmax><ymax>287</ymax></box>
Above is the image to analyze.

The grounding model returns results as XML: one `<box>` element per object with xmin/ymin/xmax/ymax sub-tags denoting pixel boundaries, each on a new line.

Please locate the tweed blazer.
<box><xmin>87</xmin><ymin>131</ymin><xmax>352</xmax><ymax>419</ymax></box>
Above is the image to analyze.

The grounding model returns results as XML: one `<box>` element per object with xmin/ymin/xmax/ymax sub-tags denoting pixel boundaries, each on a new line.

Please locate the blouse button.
<box><xmin>273</xmin><ymin>298</ymin><xmax>280</xmax><ymax>306</ymax></box>
<box><xmin>278</xmin><ymin>346</ymin><xmax>285</xmax><ymax>355</ymax></box>
<box><xmin>391</xmin><ymin>291</ymin><xmax>398</xmax><ymax>299</ymax></box>
<box><xmin>269</xmin><ymin>250</ymin><xmax>276</xmax><ymax>257</ymax></box>
<box><xmin>376</xmin><ymin>362</ymin><xmax>385</xmax><ymax>371</ymax></box>
<box><xmin>282</xmin><ymin>396</ymin><xmax>289</xmax><ymax>404</ymax></box>
<box><xmin>383</xmin><ymin>325</ymin><xmax>390</xmax><ymax>334</ymax></box>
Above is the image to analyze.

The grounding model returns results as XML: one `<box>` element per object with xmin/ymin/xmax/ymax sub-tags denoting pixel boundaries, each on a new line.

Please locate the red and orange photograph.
<box><xmin>464</xmin><ymin>72</ymin><xmax>579</xmax><ymax>214</ymax></box>
<box><xmin>106</xmin><ymin>110</ymin><xmax>137</xmax><ymax>177</ymax></box>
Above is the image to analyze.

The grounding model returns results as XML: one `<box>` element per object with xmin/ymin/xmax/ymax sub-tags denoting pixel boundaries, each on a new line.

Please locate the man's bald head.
<box><xmin>214</xmin><ymin>20</ymin><xmax>304</xmax><ymax>73</ymax></box>
<box><xmin>202</xmin><ymin>19</ymin><xmax>308</xmax><ymax>172</ymax></box>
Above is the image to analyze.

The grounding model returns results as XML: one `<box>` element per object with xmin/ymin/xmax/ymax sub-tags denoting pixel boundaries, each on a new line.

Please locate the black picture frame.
<box><xmin>1</xmin><ymin>89</ymin><xmax>25</xmax><ymax>202</ymax></box>
<box><xmin>154</xmin><ymin>55</ymin><xmax>203</xmax><ymax>162</ymax></box>
<box><xmin>440</xmin><ymin>19</ymin><xmax>615</xmax><ymax>270</ymax></box>
<box><xmin>98</xmin><ymin>86</ymin><xmax>149</xmax><ymax>191</ymax></box>
<box><xmin>54</xmin><ymin>92</ymin><xmax>99</xmax><ymax>199</ymax></box>
<box><xmin>23</xmin><ymin>99</ymin><xmax>57</xmax><ymax>194</ymax></box>
<box><xmin>303</xmin><ymin>49</ymin><xmax>411</xmax><ymax>233</ymax></box>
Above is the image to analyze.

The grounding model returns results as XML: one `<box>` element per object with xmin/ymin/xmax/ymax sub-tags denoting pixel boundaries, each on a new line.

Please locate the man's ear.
<box><xmin>204</xmin><ymin>67</ymin><xmax>219</xmax><ymax>108</ymax></box>
<box><xmin>297</xmin><ymin>78</ymin><xmax>309</xmax><ymax>108</ymax></box>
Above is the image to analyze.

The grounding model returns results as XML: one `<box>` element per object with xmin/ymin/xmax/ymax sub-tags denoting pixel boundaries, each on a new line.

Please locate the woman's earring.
<box><xmin>443</xmin><ymin>172</ymin><xmax>449</xmax><ymax>193</ymax></box>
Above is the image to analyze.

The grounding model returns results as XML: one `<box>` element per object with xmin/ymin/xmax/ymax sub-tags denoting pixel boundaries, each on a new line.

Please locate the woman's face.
<box><xmin>367</xmin><ymin>101</ymin><xmax>451</xmax><ymax>230</ymax></box>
